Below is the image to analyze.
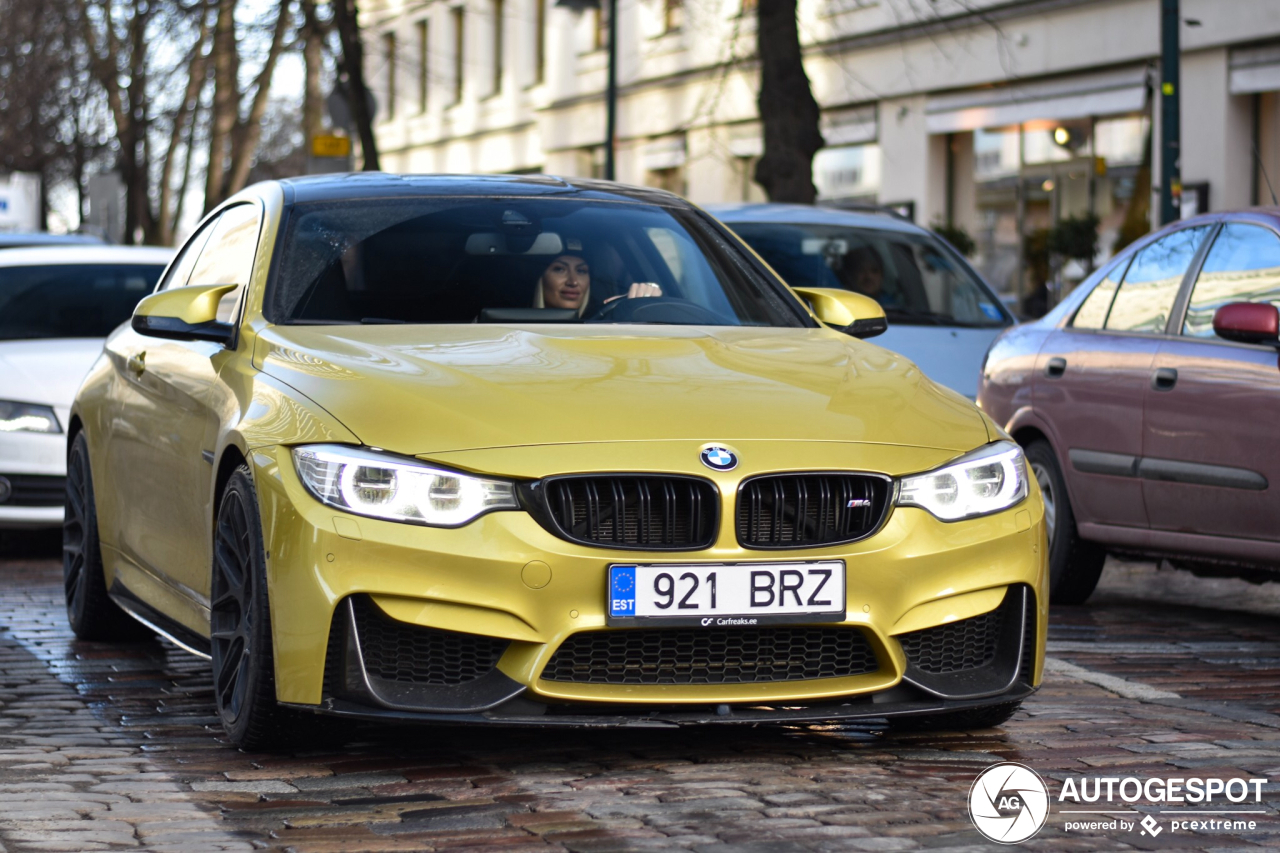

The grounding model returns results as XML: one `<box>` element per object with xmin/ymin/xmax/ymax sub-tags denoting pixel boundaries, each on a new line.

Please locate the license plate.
<box><xmin>607</xmin><ymin>561</ymin><xmax>845</xmax><ymax>627</ymax></box>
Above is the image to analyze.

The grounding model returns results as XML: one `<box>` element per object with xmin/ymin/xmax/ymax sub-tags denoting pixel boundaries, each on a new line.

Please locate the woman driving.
<box><xmin>534</xmin><ymin>250</ymin><xmax>662</xmax><ymax>316</ymax></box>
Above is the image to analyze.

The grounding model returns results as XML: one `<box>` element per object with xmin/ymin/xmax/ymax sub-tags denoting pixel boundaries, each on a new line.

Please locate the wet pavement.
<box><xmin>4</xmin><ymin>529</ymin><xmax>1280</xmax><ymax>852</ymax></box>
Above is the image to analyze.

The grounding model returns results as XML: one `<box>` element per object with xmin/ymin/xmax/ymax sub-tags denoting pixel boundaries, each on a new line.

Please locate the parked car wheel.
<box><xmin>211</xmin><ymin>465</ymin><xmax>301</xmax><ymax>750</ymax></box>
<box><xmin>63</xmin><ymin>433</ymin><xmax>151</xmax><ymax>641</ymax></box>
<box><xmin>1024</xmin><ymin>439</ymin><xmax>1105</xmax><ymax>604</ymax></box>
<box><xmin>887</xmin><ymin>700</ymin><xmax>1022</xmax><ymax>732</ymax></box>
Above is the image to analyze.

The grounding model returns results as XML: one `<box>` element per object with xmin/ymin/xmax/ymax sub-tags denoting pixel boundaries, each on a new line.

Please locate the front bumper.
<box><xmin>0</xmin><ymin>430</ymin><xmax>66</xmax><ymax>529</ymax></box>
<box><xmin>251</xmin><ymin>442</ymin><xmax>1048</xmax><ymax>720</ymax></box>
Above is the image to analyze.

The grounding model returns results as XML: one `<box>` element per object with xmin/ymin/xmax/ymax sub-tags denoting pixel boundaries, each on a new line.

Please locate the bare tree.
<box><xmin>202</xmin><ymin>0</ymin><xmax>297</xmax><ymax>212</ymax></box>
<box><xmin>0</xmin><ymin>0</ymin><xmax>87</xmax><ymax>227</ymax></box>
<box><xmin>754</xmin><ymin>0</ymin><xmax>824</xmax><ymax>203</ymax></box>
<box><xmin>330</xmin><ymin>0</ymin><xmax>380</xmax><ymax>170</ymax></box>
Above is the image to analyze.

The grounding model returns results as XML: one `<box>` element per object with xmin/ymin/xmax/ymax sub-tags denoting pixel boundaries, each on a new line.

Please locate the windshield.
<box><xmin>730</xmin><ymin>222</ymin><xmax>1007</xmax><ymax>328</ymax></box>
<box><xmin>0</xmin><ymin>264</ymin><xmax>164</xmax><ymax>341</ymax></box>
<box><xmin>268</xmin><ymin>198</ymin><xmax>807</xmax><ymax>328</ymax></box>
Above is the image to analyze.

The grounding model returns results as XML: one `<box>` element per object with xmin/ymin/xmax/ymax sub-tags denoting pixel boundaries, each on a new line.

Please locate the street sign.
<box><xmin>311</xmin><ymin>135</ymin><xmax>352</xmax><ymax>158</ymax></box>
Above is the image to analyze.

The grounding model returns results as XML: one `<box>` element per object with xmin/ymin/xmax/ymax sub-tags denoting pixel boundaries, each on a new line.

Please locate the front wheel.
<box><xmin>1024</xmin><ymin>439</ymin><xmax>1105</xmax><ymax>605</ymax></box>
<box><xmin>211</xmin><ymin>465</ymin><xmax>303</xmax><ymax>750</ymax></box>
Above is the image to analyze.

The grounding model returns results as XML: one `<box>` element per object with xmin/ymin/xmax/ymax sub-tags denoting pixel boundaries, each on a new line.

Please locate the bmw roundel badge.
<box><xmin>700</xmin><ymin>445</ymin><xmax>738</xmax><ymax>471</ymax></box>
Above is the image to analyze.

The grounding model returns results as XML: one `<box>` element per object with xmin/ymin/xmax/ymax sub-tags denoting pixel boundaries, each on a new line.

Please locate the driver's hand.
<box><xmin>604</xmin><ymin>282</ymin><xmax>662</xmax><ymax>303</ymax></box>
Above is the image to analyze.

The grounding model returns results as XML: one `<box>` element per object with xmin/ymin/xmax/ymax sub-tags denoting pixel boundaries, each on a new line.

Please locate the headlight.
<box><xmin>897</xmin><ymin>441</ymin><xmax>1028</xmax><ymax>521</ymax></box>
<box><xmin>0</xmin><ymin>401</ymin><xmax>61</xmax><ymax>434</ymax></box>
<box><xmin>292</xmin><ymin>444</ymin><xmax>519</xmax><ymax>527</ymax></box>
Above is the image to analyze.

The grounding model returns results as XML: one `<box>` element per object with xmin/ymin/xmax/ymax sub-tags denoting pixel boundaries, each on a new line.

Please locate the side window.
<box><xmin>1071</xmin><ymin>262</ymin><xmax>1126</xmax><ymax>329</ymax></box>
<box><xmin>1182</xmin><ymin>223</ymin><xmax>1280</xmax><ymax>338</ymax></box>
<box><xmin>1104</xmin><ymin>225</ymin><xmax>1211</xmax><ymax>333</ymax></box>
<box><xmin>186</xmin><ymin>203</ymin><xmax>263</xmax><ymax>323</ymax></box>
<box><xmin>157</xmin><ymin>219</ymin><xmax>218</xmax><ymax>291</ymax></box>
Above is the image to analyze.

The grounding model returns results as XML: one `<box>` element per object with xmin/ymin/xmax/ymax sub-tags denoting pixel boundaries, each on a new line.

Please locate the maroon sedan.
<box><xmin>979</xmin><ymin>210</ymin><xmax>1280</xmax><ymax>603</ymax></box>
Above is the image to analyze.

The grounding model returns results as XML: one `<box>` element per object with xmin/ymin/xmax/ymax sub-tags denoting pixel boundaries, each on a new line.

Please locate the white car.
<box><xmin>0</xmin><ymin>246</ymin><xmax>172</xmax><ymax>528</ymax></box>
<box><xmin>707</xmin><ymin>204</ymin><xmax>1013</xmax><ymax>398</ymax></box>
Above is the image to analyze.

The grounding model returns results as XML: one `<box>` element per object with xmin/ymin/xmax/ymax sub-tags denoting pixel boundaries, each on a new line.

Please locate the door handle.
<box><xmin>1044</xmin><ymin>357</ymin><xmax>1067</xmax><ymax>378</ymax></box>
<box><xmin>1152</xmin><ymin>367</ymin><xmax>1178</xmax><ymax>391</ymax></box>
<box><xmin>127</xmin><ymin>352</ymin><xmax>146</xmax><ymax>376</ymax></box>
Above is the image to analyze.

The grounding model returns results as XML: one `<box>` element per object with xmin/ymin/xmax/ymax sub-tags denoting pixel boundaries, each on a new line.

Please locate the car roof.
<box><xmin>0</xmin><ymin>245</ymin><xmax>174</xmax><ymax>268</ymax></box>
<box><xmin>704</xmin><ymin>202</ymin><xmax>928</xmax><ymax>236</ymax></box>
<box><xmin>276</xmin><ymin>172</ymin><xmax>690</xmax><ymax>206</ymax></box>
<box><xmin>0</xmin><ymin>232</ymin><xmax>104</xmax><ymax>248</ymax></box>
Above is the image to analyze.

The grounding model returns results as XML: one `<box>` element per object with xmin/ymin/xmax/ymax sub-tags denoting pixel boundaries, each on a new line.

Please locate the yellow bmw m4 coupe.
<box><xmin>66</xmin><ymin>175</ymin><xmax>1046</xmax><ymax>748</ymax></box>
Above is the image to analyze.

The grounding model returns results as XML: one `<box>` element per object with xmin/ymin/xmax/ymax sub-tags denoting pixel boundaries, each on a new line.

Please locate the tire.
<box><xmin>63</xmin><ymin>433</ymin><xmax>152</xmax><ymax>641</ymax></box>
<box><xmin>1024</xmin><ymin>439</ymin><xmax>1106</xmax><ymax>605</ymax></box>
<box><xmin>211</xmin><ymin>465</ymin><xmax>317</xmax><ymax>750</ymax></box>
<box><xmin>887</xmin><ymin>700</ymin><xmax>1022</xmax><ymax>732</ymax></box>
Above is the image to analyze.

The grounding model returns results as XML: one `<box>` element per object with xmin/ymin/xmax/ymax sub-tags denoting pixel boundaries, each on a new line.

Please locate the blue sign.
<box><xmin>608</xmin><ymin>565</ymin><xmax>637</xmax><ymax>618</ymax></box>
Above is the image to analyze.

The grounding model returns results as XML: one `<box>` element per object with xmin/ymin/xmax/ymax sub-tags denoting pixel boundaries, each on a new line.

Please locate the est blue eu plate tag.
<box><xmin>608</xmin><ymin>565</ymin><xmax>637</xmax><ymax>618</ymax></box>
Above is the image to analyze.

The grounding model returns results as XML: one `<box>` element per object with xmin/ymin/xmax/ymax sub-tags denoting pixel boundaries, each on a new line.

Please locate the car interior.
<box><xmin>270</xmin><ymin>200</ymin><xmax>793</xmax><ymax>327</ymax></box>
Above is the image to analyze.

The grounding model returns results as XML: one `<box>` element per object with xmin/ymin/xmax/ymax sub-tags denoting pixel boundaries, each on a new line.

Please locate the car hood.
<box><xmin>0</xmin><ymin>338</ymin><xmax>104</xmax><ymax>408</ymax></box>
<box><xmin>256</xmin><ymin>325</ymin><xmax>990</xmax><ymax>456</ymax></box>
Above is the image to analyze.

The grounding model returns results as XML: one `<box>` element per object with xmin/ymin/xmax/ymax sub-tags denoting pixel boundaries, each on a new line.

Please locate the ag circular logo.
<box><xmin>699</xmin><ymin>445</ymin><xmax>738</xmax><ymax>471</ymax></box>
<box><xmin>969</xmin><ymin>762</ymin><xmax>1049</xmax><ymax>844</ymax></box>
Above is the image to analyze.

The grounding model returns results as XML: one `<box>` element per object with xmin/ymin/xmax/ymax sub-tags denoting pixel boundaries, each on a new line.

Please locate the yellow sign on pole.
<box><xmin>311</xmin><ymin>135</ymin><xmax>352</xmax><ymax>158</ymax></box>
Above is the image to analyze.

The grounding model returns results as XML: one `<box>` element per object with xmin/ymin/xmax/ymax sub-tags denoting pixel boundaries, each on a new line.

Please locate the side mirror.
<box><xmin>1213</xmin><ymin>302</ymin><xmax>1280</xmax><ymax>347</ymax></box>
<box><xmin>132</xmin><ymin>284</ymin><xmax>238</xmax><ymax>344</ymax></box>
<box><xmin>792</xmin><ymin>286</ymin><xmax>888</xmax><ymax>339</ymax></box>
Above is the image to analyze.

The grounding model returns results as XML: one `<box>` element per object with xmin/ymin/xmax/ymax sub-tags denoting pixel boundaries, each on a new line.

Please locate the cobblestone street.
<box><xmin>4</xmin><ymin>532</ymin><xmax>1280</xmax><ymax>852</ymax></box>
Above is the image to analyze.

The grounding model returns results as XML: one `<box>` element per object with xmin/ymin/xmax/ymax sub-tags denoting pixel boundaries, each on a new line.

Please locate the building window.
<box><xmin>417</xmin><ymin>20</ymin><xmax>429</xmax><ymax>113</ymax></box>
<box><xmin>663</xmin><ymin>0</ymin><xmax>684</xmax><ymax>33</ymax></box>
<box><xmin>534</xmin><ymin>0</ymin><xmax>545</xmax><ymax>84</ymax></box>
<box><xmin>492</xmin><ymin>0</ymin><xmax>504</xmax><ymax>93</ymax></box>
<box><xmin>576</xmin><ymin>147</ymin><xmax>604</xmax><ymax>179</ymax></box>
<box><xmin>646</xmin><ymin>166</ymin><xmax>686</xmax><ymax>196</ymax></box>
<box><xmin>452</xmin><ymin>6</ymin><xmax>465</xmax><ymax>104</ymax></box>
<box><xmin>383</xmin><ymin>32</ymin><xmax>397</xmax><ymax>121</ymax></box>
<box><xmin>594</xmin><ymin>4</ymin><xmax>608</xmax><ymax>51</ymax></box>
<box><xmin>813</xmin><ymin>144</ymin><xmax>881</xmax><ymax>202</ymax></box>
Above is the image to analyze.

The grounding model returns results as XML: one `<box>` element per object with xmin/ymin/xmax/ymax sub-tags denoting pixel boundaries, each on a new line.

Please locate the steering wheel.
<box><xmin>586</xmin><ymin>296</ymin><xmax>726</xmax><ymax>325</ymax></box>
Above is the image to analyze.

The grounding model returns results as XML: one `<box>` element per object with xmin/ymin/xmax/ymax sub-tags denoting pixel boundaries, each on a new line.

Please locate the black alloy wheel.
<box><xmin>1023</xmin><ymin>439</ymin><xmax>1106</xmax><ymax>605</ymax></box>
<box><xmin>210</xmin><ymin>465</ymin><xmax>312</xmax><ymax>749</ymax></box>
<box><xmin>63</xmin><ymin>433</ymin><xmax>150</xmax><ymax>641</ymax></box>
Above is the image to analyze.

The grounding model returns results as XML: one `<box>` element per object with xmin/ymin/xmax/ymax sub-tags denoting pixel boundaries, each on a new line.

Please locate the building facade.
<box><xmin>364</xmin><ymin>0</ymin><xmax>1280</xmax><ymax>293</ymax></box>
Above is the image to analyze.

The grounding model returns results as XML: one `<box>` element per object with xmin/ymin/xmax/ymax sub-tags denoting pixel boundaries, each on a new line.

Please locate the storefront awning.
<box><xmin>925</xmin><ymin>66</ymin><xmax>1149</xmax><ymax>134</ymax></box>
<box><xmin>1230</xmin><ymin>43</ymin><xmax>1280</xmax><ymax>94</ymax></box>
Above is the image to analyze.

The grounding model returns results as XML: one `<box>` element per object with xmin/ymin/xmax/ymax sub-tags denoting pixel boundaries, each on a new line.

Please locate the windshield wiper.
<box><xmin>361</xmin><ymin>317</ymin><xmax>411</xmax><ymax>324</ymax></box>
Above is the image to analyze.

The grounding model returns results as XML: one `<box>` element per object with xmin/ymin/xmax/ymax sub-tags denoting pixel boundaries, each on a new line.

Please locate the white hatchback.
<box><xmin>0</xmin><ymin>246</ymin><xmax>172</xmax><ymax>528</ymax></box>
<box><xmin>707</xmin><ymin>204</ymin><xmax>1013</xmax><ymax>398</ymax></box>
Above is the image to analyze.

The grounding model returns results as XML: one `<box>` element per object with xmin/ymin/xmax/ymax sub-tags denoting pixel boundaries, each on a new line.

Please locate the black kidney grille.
<box><xmin>544</xmin><ymin>476</ymin><xmax>717</xmax><ymax>549</ymax></box>
<box><xmin>899</xmin><ymin>608</ymin><xmax>1004</xmax><ymax>675</ymax></box>
<box><xmin>0</xmin><ymin>474</ymin><xmax>67</xmax><ymax>507</ymax></box>
<box><xmin>542</xmin><ymin>627</ymin><xmax>879</xmax><ymax>685</ymax></box>
<box><xmin>350</xmin><ymin>596</ymin><xmax>509</xmax><ymax>686</ymax></box>
<box><xmin>737</xmin><ymin>474</ymin><xmax>890</xmax><ymax>548</ymax></box>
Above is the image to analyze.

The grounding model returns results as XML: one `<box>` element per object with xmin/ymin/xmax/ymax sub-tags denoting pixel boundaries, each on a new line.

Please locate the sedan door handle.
<box><xmin>1152</xmin><ymin>367</ymin><xmax>1178</xmax><ymax>391</ymax></box>
<box><xmin>127</xmin><ymin>352</ymin><xmax>146</xmax><ymax>376</ymax></box>
<box><xmin>1044</xmin><ymin>357</ymin><xmax>1067</xmax><ymax>378</ymax></box>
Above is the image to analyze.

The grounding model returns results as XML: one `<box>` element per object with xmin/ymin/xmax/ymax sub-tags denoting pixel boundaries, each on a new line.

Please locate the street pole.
<box><xmin>1160</xmin><ymin>0</ymin><xmax>1181</xmax><ymax>224</ymax></box>
<box><xmin>604</xmin><ymin>0</ymin><xmax>617</xmax><ymax>181</ymax></box>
